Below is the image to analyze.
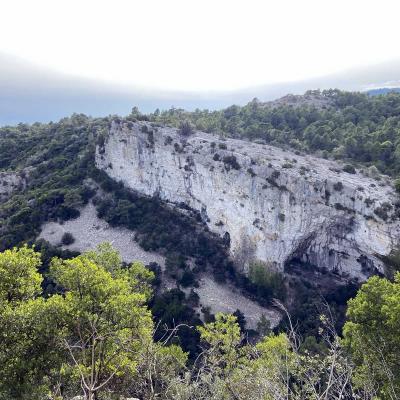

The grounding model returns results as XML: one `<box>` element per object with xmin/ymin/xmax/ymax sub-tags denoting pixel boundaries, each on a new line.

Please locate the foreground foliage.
<box><xmin>344</xmin><ymin>273</ymin><xmax>400</xmax><ymax>398</ymax></box>
<box><xmin>0</xmin><ymin>245</ymin><xmax>399</xmax><ymax>399</ymax></box>
<box><xmin>0</xmin><ymin>244</ymin><xmax>157</xmax><ymax>399</ymax></box>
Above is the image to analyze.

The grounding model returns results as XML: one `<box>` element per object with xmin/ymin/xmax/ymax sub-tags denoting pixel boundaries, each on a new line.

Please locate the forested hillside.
<box><xmin>0</xmin><ymin>90</ymin><xmax>400</xmax><ymax>399</ymax></box>
<box><xmin>144</xmin><ymin>89</ymin><xmax>400</xmax><ymax>177</ymax></box>
<box><xmin>2</xmin><ymin>90</ymin><xmax>400</xmax><ymax>251</ymax></box>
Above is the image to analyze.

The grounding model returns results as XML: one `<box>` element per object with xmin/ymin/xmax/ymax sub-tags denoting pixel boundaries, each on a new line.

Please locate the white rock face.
<box><xmin>96</xmin><ymin>121</ymin><xmax>400</xmax><ymax>281</ymax></box>
<box><xmin>0</xmin><ymin>171</ymin><xmax>25</xmax><ymax>202</ymax></box>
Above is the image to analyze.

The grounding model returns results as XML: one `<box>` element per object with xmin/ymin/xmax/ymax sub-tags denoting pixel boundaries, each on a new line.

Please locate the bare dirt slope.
<box><xmin>39</xmin><ymin>202</ymin><xmax>165</xmax><ymax>266</ymax></box>
<box><xmin>196</xmin><ymin>276</ymin><xmax>281</xmax><ymax>329</ymax></box>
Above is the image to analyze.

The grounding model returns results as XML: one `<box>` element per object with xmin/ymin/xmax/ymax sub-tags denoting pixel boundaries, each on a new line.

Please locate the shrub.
<box><xmin>187</xmin><ymin>289</ymin><xmax>200</xmax><ymax>307</ymax></box>
<box><xmin>233</xmin><ymin>309</ymin><xmax>246</xmax><ymax>332</ymax></box>
<box><xmin>364</xmin><ymin>197</ymin><xmax>374</xmax><ymax>207</ymax></box>
<box><xmin>395</xmin><ymin>178</ymin><xmax>400</xmax><ymax>194</ymax></box>
<box><xmin>179</xmin><ymin>270</ymin><xmax>196</xmax><ymax>287</ymax></box>
<box><xmin>374</xmin><ymin>202</ymin><xmax>393</xmax><ymax>221</ymax></box>
<box><xmin>61</xmin><ymin>232</ymin><xmax>75</xmax><ymax>245</ymax></box>
<box><xmin>178</xmin><ymin>120</ymin><xmax>194</xmax><ymax>136</ymax></box>
<box><xmin>334</xmin><ymin>203</ymin><xmax>346</xmax><ymax>211</ymax></box>
<box><xmin>266</xmin><ymin>177</ymin><xmax>279</xmax><ymax>188</ymax></box>
<box><xmin>247</xmin><ymin>168</ymin><xmax>256</xmax><ymax>177</ymax></box>
<box><xmin>218</xmin><ymin>143</ymin><xmax>227</xmax><ymax>150</ymax></box>
<box><xmin>343</xmin><ymin>164</ymin><xmax>356</xmax><ymax>174</ymax></box>
<box><xmin>164</xmin><ymin>136</ymin><xmax>173</xmax><ymax>145</ymax></box>
<box><xmin>367</xmin><ymin>165</ymin><xmax>380</xmax><ymax>178</ymax></box>
<box><xmin>282</xmin><ymin>162</ymin><xmax>293</xmax><ymax>169</ymax></box>
<box><xmin>140</xmin><ymin>125</ymin><xmax>149</xmax><ymax>133</ymax></box>
<box><xmin>173</xmin><ymin>143</ymin><xmax>183</xmax><ymax>153</ymax></box>
<box><xmin>381</xmin><ymin>249</ymin><xmax>400</xmax><ymax>277</ymax></box>
<box><xmin>248</xmin><ymin>262</ymin><xmax>286</xmax><ymax>302</ymax></box>
<box><xmin>271</xmin><ymin>170</ymin><xmax>280</xmax><ymax>179</ymax></box>
<box><xmin>222</xmin><ymin>155</ymin><xmax>241</xmax><ymax>170</ymax></box>
<box><xmin>333</xmin><ymin>181</ymin><xmax>343</xmax><ymax>191</ymax></box>
<box><xmin>96</xmin><ymin>132</ymin><xmax>106</xmax><ymax>148</ymax></box>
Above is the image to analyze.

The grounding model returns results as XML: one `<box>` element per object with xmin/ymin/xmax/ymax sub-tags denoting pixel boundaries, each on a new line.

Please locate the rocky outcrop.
<box><xmin>0</xmin><ymin>170</ymin><xmax>26</xmax><ymax>202</ymax></box>
<box><xmin>96</xmin><ymin>121</ymin><xmax>400</xmax><ymax>281</ymax></box>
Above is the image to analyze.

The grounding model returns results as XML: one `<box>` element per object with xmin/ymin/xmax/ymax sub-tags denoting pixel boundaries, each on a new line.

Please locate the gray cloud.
<box><xmin>1</xmin><ymin>53</ymin><xmax>400</xmax><ymax>126</ymax></box>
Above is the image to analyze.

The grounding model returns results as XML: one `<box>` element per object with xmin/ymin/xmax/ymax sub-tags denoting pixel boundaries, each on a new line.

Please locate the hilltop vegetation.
<box><xmin>143</xmin><ymin>89</ymin><xmax>400</xmax><ymax>177</ymax></box>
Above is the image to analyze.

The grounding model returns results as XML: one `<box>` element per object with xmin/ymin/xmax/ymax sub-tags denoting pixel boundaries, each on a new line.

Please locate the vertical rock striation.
<box><xmin>96</xmin><ymin>121</ymin><xmax>400</xmax><ymax>280</ymax></box>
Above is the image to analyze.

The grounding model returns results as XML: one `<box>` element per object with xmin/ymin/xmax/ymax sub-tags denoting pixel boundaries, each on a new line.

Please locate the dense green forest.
<box><xmin>1</xmin><ymin>90</ymin><xmax>400</xmax><ymax>398</ymax></box>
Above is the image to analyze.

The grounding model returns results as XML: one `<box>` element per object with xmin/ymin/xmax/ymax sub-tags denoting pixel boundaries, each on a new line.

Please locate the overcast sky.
<box><xmin>2</xmin><ymin>0</ymin><xmax>400</xmax><ymax>92</ymax></box>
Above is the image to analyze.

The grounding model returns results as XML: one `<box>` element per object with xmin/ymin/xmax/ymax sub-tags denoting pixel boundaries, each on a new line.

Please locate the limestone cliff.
<box><xmin>96</xmin><ymin>121</ymin><xmax>400</xmax><ymax>280</ymax></box>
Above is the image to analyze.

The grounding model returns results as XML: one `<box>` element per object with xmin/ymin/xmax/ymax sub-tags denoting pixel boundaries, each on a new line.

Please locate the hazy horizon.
<box><xmin>1</xmin><ymin>51</ymin><xmax>400</xmax><ymax>126</ymax></box>
<box><xmin>2</xmin><ymin>0</ymin><xmax>400</xmax><ymax>125</ymax></box>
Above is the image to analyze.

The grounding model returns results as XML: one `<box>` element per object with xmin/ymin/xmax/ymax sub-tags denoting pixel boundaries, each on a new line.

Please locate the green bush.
<box><xmin>222</xmin><ymin>155</ymin><xmax>241</xmax><ymax>170</ymax></box>
<box><xmin>343</xmin><ymin>164</ymin><xmax>356</xmax><ymax>174</ymax></box>
<box><xmin>178</xmin><ymin>120</ymin><xmax>194</xmax><ymax>136</ymax></box>
<box><xmin>395</xmin><ymin>178</ymin><xmax>400</xmax><ymax>193</ymax></box>
<box><xmin>333</xmin><ymin>181</ymin><xmax>343</xmax><ymax>191</ymax></box>
<box><xmin>248</xmin><ymin>262</ymin><xmax>286</xmax><ymax>302</ymax></box>
<box><xmin>61</xmin><ymin>232</ymin><xmax>75</xmax><ymax>246</ymax></box>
